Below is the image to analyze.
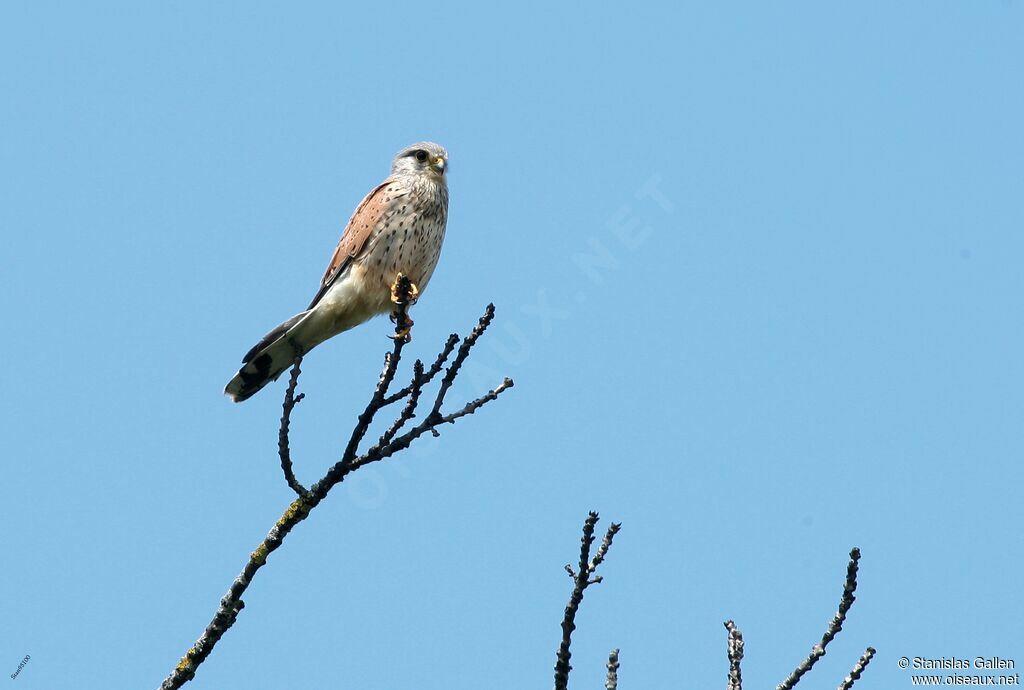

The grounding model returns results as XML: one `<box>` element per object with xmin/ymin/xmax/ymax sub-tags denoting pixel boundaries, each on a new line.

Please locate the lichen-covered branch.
<box><xmin>553</xmin><ymin>511</ymin><xmax>621</xmax><ymax>690</ymax></box>
<box><xmin>159</xmin><ymin>277</ymin><xmax>513</xmax><ymax>689</ymax></box>
<box><xmin>776</xmin><ymin>547</ymin><xmax>863</xmax><ymax>690</ymax></box>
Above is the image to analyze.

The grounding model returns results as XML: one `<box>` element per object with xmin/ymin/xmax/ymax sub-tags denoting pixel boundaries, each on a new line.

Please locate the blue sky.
<box><xmin>2</xmin><ymin>2</ymin><xmax>1022</xmax><ymax>689</ymax></box>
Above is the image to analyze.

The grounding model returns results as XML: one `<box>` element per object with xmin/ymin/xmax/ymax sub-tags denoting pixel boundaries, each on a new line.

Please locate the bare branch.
<box><xmin>381</xmin><ymin>333</ymin><xmax>459</xmax><ymax>407</ymax></box>
<box><xmin>426</xmin><ymin>304</ymin><xmax>496</xmax><ymax>422</ymax></box>
<box><xmin>590</xmin><ymin>522</ymin><xmax>621</xmax><ymax>571</ymax></box>
<box><xmin>375</xmin><ymin>359</ymin><xmax>426</xmax><ymax>449</ymax></box>
<box><xmin>159</xmin><ymin>279</ymin><xmax>513</xmax><ymax>689</ymax></box>
<box><xmin>334</xmin><ymin>307</ymin><xmax>411</xmax><ymax>473</ymax></box>
<box><xmin>725</xmin><ymin>620</ymin><xmax>744</xmax><ymax>690</ymax></box>
<box><xmin>776</xmin><ymin>547</ymin><xmax>863</xmax><ymax>690</ymax></box>
<box><xmin>606</xmin><ymin>649</ymin><xmax>620</xmax><ymax>690</ymax></box>
<box><xmin>277</xmin><ymin>358</ymin><xmax>307</xmax><ymax>497</ymax></box>
<box><xmin>350</xmin><ymin>305</ymin><xmax>508</xmax><ymax>469</ymax></box>
<box><xmin>435</xmin><ymin>377</ymin><xmax>515</xmax><ymax>427</ymax></box>
<box><xmin>837</xmin><ymin>647</ymin><xmax>876</xmax><ymax>690</ymax></box>
<box><xmin>553</xmin><ymin>512</ymin><xmax>622</xmax><ymax>690</ymax></box>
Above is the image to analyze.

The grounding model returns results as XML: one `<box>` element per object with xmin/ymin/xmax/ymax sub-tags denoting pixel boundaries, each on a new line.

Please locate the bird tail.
<box><xmin>224</xmin><ymin>311</ymin><xmax>311</xmax><ymax>403</ymax></box>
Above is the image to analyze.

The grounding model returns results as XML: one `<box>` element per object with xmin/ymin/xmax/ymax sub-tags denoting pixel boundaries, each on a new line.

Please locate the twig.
<box><xmin>381</xmin><ymin>333</ymin><xmax>459</xmax><ymax>406</ymax></box>
<box><xmin>837</xmin><ymin>647</ymin><xmax>876</xmax><ymax>690</ymax></box>
<box><xmin>431</xmin><ymin>377</ymin><xmax>515</xmax><ymax>428</ymax></box>
<box><xmin>277</xmin><ymin>358</ymin><xmax>307</xmax><ymax>497</ymax></box>
<box><xmin>352</xmin><ymin>306</ymin><xmax>508</xmax><ymax>467</ymax></box>
<box><xmin>159</xmin><ymin>279</ymin><xmax>513</xmax><ymax>689</ymax></box>
<box><xmin>376</xmin><ymin>359</ymin><xmax>426</xmax><ymax>449</ymax></box>
<box><xmin>725</xmin><ymin>620</ymin><xmax>744</xmax><ymax>690</ymax></box>
<box><xmin>553</xmin><ymin>512</ymin><xmax>621</xmax><ymax>690</ymax></box>
<box><xmin>776</xmin><ymin>548</ymin><xmax>863</xmax><ymax>690</ymax></box>
<box><xmin>606</xmin><ymin>649</ymin><xmax>620</xmax><ymax>690</ymax></box>
<box><xmin>427</xmin><ymin>304</ymin><xmax>496</xmax><ymax>423</ymax></box>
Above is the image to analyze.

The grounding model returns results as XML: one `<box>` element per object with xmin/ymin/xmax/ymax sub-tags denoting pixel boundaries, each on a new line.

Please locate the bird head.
<box><xmin>392</xmin><ymin>141</ymin><xmax>448</xmax><ymax>179</ymax></box>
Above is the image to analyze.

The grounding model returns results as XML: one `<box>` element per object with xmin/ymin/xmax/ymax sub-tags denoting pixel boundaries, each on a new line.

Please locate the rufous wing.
<box><xmin>307</xmin><ymin>179</ymin><xmax>403</xmax><ymax>309</ymax></box>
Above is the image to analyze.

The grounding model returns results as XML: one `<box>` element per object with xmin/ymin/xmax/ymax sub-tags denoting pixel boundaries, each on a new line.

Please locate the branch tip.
<box><xmin>775</xmin><ymin>548</ymin><xmax>866</xmax><ymax>690</ymax></box>
<box><xmin>837</xmin><ymin>647</ymin><xmax>877</xmax><ymax>690</ymax></box>
<box><xmin>554</xmin><ymin>512</ymin><xmax>621</xmax><ymax>690</ymax></box>
<box><xmin>606</xmin><ymin>649</ymin><xmax>620</xmax><ymax>690</ymax></box>
<box><xmin>725</xmin><ymin>620</ymin><xmax>745</xmax><ymax>690</ymax></box>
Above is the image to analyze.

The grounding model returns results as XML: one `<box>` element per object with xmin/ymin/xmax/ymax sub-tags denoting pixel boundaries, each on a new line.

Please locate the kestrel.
<box><xmin>225</xmin><ymin>142</ymin><xmax>449</xmax><ymax>403</ymax></box>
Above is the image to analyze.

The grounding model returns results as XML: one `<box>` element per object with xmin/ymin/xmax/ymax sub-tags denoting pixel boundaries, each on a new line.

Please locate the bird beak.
<box><xmin>432</xmin><ymin>156</ymin><xmax>446</xmax><ymax>174</ymax></box>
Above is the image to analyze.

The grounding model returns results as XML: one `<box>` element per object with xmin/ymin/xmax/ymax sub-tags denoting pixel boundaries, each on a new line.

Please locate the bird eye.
<box><xmin>414</xmin><ymin>150</ymin><xmax>428</xmax><ymax>162</ymax></box>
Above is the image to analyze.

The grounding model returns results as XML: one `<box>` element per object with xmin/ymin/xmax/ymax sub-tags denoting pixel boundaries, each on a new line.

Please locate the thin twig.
<box><xmin>351</xmin><ymin>306</ymin><xmax>509</xmax><ymax>468</ymax></box>
<box><xmin>725</xmin><ymin>620</ymin><xmax>744</xmax><ymax>690</ymax></box>
<box><xmin>159</xmin><ymin>281</ymin><xmax>512</xmax><ymax>689</ymax></box>
<box><xmin>381</xmin><ymin>333</ymin><xmax>459</xmax><ymax>406</ymax></box>
<box><xmin>278</xmin><ymin>358</ymin><xmax>307</xmax><ymax>497</ymax></box>
<box><xmin>375</xmin><ymin>359</ymin><xmax>426</xmax><ymax>449</ymax></box>
<box><xmin>837</xmin><ymin>647</ymin><xmax>876</xmax><ymax>690</ymax></box>
<box><xmin>776</xmin><ymin>547</ymin><xmax>863</xmax><ymax>690</ymax></box>
<box><xmin>433</xmin><ymin>377</ymin><xmax>515</xmax><ymax>427</ymax></box>
<box><xmin>590</xmin><ymin>522</ymin><xmax>620</xmax><ymax>571</ymax></box>
<box><xmin>553</xmin><ymin>512</ymin><xmax>621</xmax><ymax>690</ymax></box>
<box><xmin>427</xmin><ymin>304</ymin><xmax>496</xmax><ymax>422</ymax></box>
<box><xmin>606</xmin><ymin>649</ymin><xmax>620</xmax><ymax>690</ymax></box>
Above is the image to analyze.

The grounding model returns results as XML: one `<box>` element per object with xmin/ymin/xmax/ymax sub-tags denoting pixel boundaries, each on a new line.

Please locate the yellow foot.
<box><xmin>389</xmin><ymin>308</ymin><xmax>414</xmax><ymax>340</ymax></box>
<box><xmin>391</xmin><ymin>322</ymin><xmax>413</xmax><ymax>341</ymax></box>
<box><xmin>390</xmin><ymin>274</ymin><xmax>416</xmax><ymax>340</ymax></box>
<box><xmin>390</xmin><ymin>274</ymin><xmax>420</xmax><ymax>305</ymax></box>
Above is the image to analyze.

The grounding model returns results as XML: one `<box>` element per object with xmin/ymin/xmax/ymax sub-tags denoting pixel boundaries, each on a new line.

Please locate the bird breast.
<box><xmin>359</xmin><ymin>175</ymin><xmax>448</xmax><ymax>298</ymax></box>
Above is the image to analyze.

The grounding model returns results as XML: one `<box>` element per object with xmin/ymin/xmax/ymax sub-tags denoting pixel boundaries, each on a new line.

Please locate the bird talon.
<box><xmin>390</xmin><ymin>275</ymin><xmax>420</xmax><ymax>305</ymax></box>
<box><xmin>390</xmin><ymin>320</ymin><xmax>413</xmax><ymax>341</ymax></box>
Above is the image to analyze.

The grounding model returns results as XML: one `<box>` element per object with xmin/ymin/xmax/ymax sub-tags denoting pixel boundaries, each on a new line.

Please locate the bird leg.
<box><xmin>390</xmin><ymin>273</ymin><xmax>417</xmax><ymax>340</ymax></box>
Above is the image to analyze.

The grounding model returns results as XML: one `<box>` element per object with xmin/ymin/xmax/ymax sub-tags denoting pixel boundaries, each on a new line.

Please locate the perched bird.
<box><xmin>225</xmin><ymin>142</ymin><xmax>449</xmax><ymax>403</ymax></box>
